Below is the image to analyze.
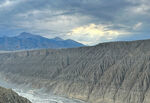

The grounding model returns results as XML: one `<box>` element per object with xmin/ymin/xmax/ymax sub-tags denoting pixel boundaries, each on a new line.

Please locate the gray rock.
<box><xmin>0</xmin><ymin>86</ymin><xmax>31</xmax><ymax>103</ymax></box>
<box><xmin>0</xmin><ymin>39</ymin><xmax>150</xmax><ymax>103</ymax></box>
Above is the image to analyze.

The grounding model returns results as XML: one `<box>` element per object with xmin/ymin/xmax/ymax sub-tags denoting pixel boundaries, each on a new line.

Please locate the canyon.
<box><xmin>0</xmin><ymin>39</ymin><xmax>150</xmax><ymax>103</ymax></box>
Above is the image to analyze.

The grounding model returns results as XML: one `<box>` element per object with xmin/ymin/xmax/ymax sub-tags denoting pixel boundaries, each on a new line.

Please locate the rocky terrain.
<box><xmin>0</xmin><ymin>39</ymin><xmax>150</xmax><ymax>103</ymax></box>
<box><xmin>0</xmin><ymin>86</ymin><xmax>31</xmax><ymax>103</ymax></box>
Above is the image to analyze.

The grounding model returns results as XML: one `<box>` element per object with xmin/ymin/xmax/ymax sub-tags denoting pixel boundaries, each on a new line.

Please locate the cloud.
<box><xmin>0</xmin><ymin>0</ymin><xmax>150</xmax><ymax>44</ymax></box>
<box><xmin>133</xmin><ymin>22</ymin><xmax>143</xmax><ymax>30</ymax></box>
<box><xmin>15</xmin><ymin>13</ymin><xmax>92</xmax><ymax>38</ymax></box>
<box><xmin>0</xmin><ymin>0</ymin><xmax>12</xmax><ymax>8</ymax></box>
<box><xmin>0</xmin><ymin>0</ymin><xmax>22</xmax><ymax>9</ymax></box>
<box><xmin>66</xmin><ymin>24</ymin><xmax>130</xmax><ymax>45</ymax></box>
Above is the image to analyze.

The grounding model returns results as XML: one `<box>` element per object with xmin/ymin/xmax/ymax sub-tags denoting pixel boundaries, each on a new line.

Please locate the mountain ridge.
<box><xmin>0</xmin><ymin>32</ymin><xmax>85</xmax><ymax>50</ymax></box>
<box><xmin>0</xmin><ymin>39</ymin><xmax>150</xmax><ymax>103</ymax></box>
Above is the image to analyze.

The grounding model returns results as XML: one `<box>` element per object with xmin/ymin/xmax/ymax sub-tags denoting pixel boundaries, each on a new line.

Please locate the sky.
<box><xmin>0</xmin><ymin>0</ymin><xmax>150</xmax><ymax>45</ymax></box>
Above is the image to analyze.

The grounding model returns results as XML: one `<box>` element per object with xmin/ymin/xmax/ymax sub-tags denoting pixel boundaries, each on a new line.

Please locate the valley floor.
<box><xmin>0</xmin><ymin>78</ymin><xmax>88</xmax><ymax>103</ymax></box>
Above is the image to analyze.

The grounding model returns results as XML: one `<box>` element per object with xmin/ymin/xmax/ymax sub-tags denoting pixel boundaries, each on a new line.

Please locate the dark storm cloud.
<box><xmin>0</xmin><ymin>0</ymin><xmax>135</xmax><ymax>23</ymax></box>
<box><xmin>0</xmin><ymin>0</ymin><xmax>150</xmax><ymax>44</ymax></box>
<box><xmin>15</xmin><ymin>0</ymin><xmax>134</xmax><ymax>21</ymax></box>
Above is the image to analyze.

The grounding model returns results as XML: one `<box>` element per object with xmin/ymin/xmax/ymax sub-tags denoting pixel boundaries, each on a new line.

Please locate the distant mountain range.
<box><xmin>0</xmin><ymin>32</ymin><xmax>85</xmax><ymax>50</ymax></box>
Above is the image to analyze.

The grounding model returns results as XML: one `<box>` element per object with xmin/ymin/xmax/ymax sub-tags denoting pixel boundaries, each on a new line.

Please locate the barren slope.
<box><xmin>0</xmin><ymin>86</ymin><xmax>31</xmax><ymax>103</ymax></box>
<box><xmin>0</xmin><ymin>39</ymin><xmax>150</xmax><ymax>103</ymax></box>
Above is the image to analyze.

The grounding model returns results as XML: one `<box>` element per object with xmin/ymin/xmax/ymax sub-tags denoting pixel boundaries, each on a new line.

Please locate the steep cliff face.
<box><xmin>0</xmin><ymin>86</ymin><xmax>31</xmax><ymax>103</ymax></box>
<box><xmin>0</xmin><ymin>39</ymin><xmax>150</xmax><ymax>103</ymax></box>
